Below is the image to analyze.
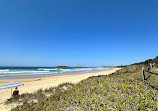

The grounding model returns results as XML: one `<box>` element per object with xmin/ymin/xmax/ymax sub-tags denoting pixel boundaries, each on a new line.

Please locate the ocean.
<box><xmin>0</xmin><ymin>67</ymin><xmax>111</xmax><ymax>79</ymax></box>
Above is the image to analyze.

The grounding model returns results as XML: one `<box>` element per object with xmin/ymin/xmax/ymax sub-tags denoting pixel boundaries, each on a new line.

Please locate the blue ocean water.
<box><xmin>0</xmin><ymin>67</ymin><xmax>111</xmax><ymax>79</ymax></box>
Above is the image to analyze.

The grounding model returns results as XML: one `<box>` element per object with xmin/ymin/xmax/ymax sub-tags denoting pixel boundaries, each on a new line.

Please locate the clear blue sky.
<box><xmin>0</xmin><ymin>0</ymin><xmax>158</xmax><ymax>67</ymax></box>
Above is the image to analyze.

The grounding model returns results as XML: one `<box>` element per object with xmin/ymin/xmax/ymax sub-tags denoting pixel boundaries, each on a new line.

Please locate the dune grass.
<box><xmin>11</xmin><ymin>65</ymin><xmax>158</xmax><ymax>111</ymax></box>
<box><xmin>6</xmin><ymin>83</ymin><xmax>74</xmax><ymax>105</ymax></box>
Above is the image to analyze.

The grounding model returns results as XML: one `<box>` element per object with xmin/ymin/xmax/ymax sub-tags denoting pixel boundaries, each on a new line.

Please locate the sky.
<box><xmin>0</xmin><ymin>0</ymin><xmax>158</xmax><ymax>67</ymax></box>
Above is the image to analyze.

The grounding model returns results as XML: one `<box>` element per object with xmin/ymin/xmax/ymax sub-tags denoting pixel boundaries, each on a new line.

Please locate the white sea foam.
<box><xmin>7</xmin><ymin>72</ymin><xmax>57</xmax><ymax>76</ymax></box>
<box><xmin>38</xmin><ymin>68</ymin><xmax>58</xmax><ymax>71</ymax></box>
<box><xmin>59</xmin><ymin>69</ymin><xmax>71</xmax><ymax>72</ymax></box>
<box><xmin>0</xmin><ymin>70</ymin><xmax>49</xmax><ymax>74</ymax></box>
<box><xmin>0</xmin><ymin>72</ymin><xmax>58</xmax><ymax>77</ymax></box>
<box><xmin>0</xmin><ymin>75</ymin><xmax>7</xmax><ymax>76</ymax></box>
<box><xmin>0</xmin><ymin>69</ymin><xmax>9</xmax><ymax>72</ymax></box>
<box><xmin>58</xmin><ymin>68</ymin><xmax>94</xmax><ymax>73</ymax></box>
<box><xmin>71</xmin><ymin>68</ymin><xmax>93</xmax><ymax>71</ymax></box>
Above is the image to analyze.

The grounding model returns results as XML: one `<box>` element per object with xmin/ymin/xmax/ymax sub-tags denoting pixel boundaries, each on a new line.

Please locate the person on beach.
<box><xmin>12</xmin><ymin>87</ymin><xmax>19</xmax><ymax>98</ymax></box>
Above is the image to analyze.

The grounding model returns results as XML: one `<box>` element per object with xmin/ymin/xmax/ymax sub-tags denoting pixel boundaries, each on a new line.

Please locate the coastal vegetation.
<box><xmin>11</xmin><ymin>57</ymin><xmax>158</xmax><ymax>111</ymax></box>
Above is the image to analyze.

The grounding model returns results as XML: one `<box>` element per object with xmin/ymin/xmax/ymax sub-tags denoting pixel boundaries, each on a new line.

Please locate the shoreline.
<box><xmin>0</xmin><ymin>68</ymin><xmax>114</xmax><ymax>83</ymax></box>
<box><xmin>0</xmin><ymin>68</ymin><xmax>121</xmax><ymax>111</ymax></box>
<box><xmin>0</xmin><ymin>68</ymin><xmax>113</xmax><ymax>80</ymax></box>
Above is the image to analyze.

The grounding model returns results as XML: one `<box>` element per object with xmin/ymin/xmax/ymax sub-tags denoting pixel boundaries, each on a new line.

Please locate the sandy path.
<box><xmin>0</xmin><ymin>68</ymin><xmax>121</xmax><ymax>111</ymax></box>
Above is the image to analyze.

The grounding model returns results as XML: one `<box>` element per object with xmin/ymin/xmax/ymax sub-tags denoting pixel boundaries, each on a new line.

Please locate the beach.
<box><xmin>0</xmin><ymin>68</ymin><xmax>120</xmax><ymax>111</ymax></box>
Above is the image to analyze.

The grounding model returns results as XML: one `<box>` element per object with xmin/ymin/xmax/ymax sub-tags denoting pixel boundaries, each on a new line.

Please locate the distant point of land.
<box><xmin>56</xmin><ymin>66</ymin><xmax>68</xmax><ymax>67</ymax></box>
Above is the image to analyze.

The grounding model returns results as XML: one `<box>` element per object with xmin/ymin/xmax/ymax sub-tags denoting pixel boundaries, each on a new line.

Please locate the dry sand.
<box><xmin>0</xmin><ymin>68</ymin><xmax>121</xmax><ymax>111</ymax></box>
